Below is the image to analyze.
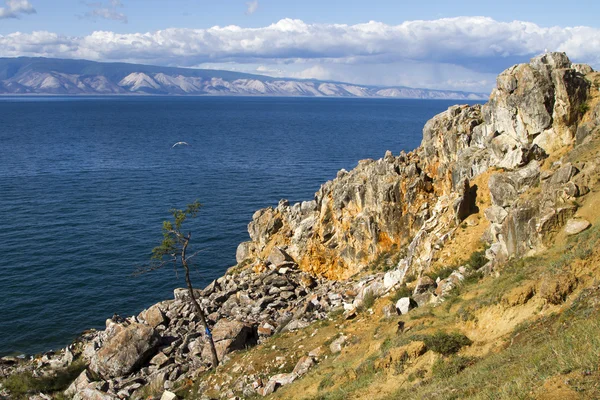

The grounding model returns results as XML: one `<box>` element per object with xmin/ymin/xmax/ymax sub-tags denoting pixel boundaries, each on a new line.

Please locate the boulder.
<box><xmin>484</xmin><ymin>205</ymin><xmax>508</xmax><ymax>224</ymax></box>
<box><xmin>267</xmin><ymin>247</ymin><xmax>294</xmax><ymax>268</ymax></box>
<box><xmin>383</xmin><ymin>269</ymin><xmax>405</xmax><ymax>289</ymax></box>
<box><xmin>202</xmin><ymin>319</ymin><xmax>254</xmax><ymax>362</ymax></box>
<box><xmin>236</xmin><ymin>241</ymin><xmax>255</xmax><ymax>263</ymax></box>
<box><xmin>382</xmin><ymin>303</ymin><xmax>398</xmax><ymax>319</ymax></box>
<box><xmin>395</xmin><ymin>297</ymin><xmax>418</xmax><ymax>315</ymax></box>
<box><xmin>489</xmin><ymin>174</ymin><xmax>518</xmax><ymax>207</ymax></box>
<box><xmin>572</xmin><ymin>63</ymin><xmax>593</xmax><ymax>75</ymax></box>
<box><xmin>292</xmin><ymin>356</ymin><xmax>314</xmax><ymax>376</ymax></box>
<box><xmin>564</xmin><ymin>218</ymin><xmax>591</xmax><ymax>236</ymax></box>
<box><xmin>139</xmin><ymin>304</ymin><xmax>167</xmax><ymax>328</ymax></box>
<box><xmin>550</xmin><ymin>163</ymin><xmax>579</xmax><ymax>185</ymax></box>
<box><xmin>149</xmin><ymin>352</ymin><xmax>171</xmax><ymax>368</ymax></box>
<box><xmin>259</xmin><ymin>373</ymin><xmax>297</xmax><ymax>396</ymax></box>
<box><xmin>413</xmin><ymin>276</ymin><xmax>436</xmax><ymax>294</ymax></box>
<box><xmin>308</xmin><ymin>346</ymin><xmax>325</xmax><ymax>358</ymax></box>
<box><xmin>412</xmin><ymin>292</ymin><xmax>435</xmax><ymax>307</ymax></box>
<box><xmin>161</xmin><ymin>391</ymin><xmax>178</xmax><ymax>400</ymax></box>
<box><xmin>89</xmin><ymin>322</ymin><xmax>159</xmax><ymax>379</ymax></box>
<box><xmin>65</xmin><ymin>370</ymin><xmax>93</xmax><ymax>397</ymax></box>
<box><xmin>329</xmin><ymin>335</ymin><xmax>346</xmax><ymax>354</ymax></box>
<box><xmin>173</xmin><ymin>288</ymin><xmax>203</xmax><ymax>301</ymax></box>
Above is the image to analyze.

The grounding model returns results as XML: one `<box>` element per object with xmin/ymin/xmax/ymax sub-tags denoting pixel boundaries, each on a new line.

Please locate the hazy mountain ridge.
<box><xmin>0</xmin><ymin>57</ymin><xmax>488</xmax><ymax>99</ymax></box>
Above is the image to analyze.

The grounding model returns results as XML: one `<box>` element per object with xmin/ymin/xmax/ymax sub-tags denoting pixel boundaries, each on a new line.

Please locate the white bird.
<box><xmin>171</xmin><ymin>141</ymin><xmax>190</xmax><ymax>148</ymax></box>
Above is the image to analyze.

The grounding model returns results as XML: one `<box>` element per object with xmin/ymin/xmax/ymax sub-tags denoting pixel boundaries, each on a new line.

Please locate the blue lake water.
<box><xmin>0</xmin><ymin>96</ymin><xmax>460</xmax><ymax>356</ymax></box>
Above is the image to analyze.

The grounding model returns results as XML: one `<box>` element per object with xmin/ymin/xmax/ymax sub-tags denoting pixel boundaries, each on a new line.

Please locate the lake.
<box><xmin>0</xmin><ymin>96</ymin><xmax>460</xmax><ymax>356</ymax></box>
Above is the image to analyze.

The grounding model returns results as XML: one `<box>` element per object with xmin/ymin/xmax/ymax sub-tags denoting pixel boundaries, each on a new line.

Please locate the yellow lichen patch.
<box><xmin>376</xmin><ymin>231</ymin><xmax>394</xmax><ymax>251</ymax></box>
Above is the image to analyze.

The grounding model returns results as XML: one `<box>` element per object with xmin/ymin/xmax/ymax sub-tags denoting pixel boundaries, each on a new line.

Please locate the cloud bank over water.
<box><xmin>1</xmin><ymin>17</ymin><xmax>598</xmax><ymax>91</ymax></box>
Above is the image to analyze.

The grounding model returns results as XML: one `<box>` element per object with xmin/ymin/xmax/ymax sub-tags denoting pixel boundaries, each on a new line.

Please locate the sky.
<box><xmin>0</xmin><ymin>0</ymin><xmax>599</xmax><ymax>92</ymax></box>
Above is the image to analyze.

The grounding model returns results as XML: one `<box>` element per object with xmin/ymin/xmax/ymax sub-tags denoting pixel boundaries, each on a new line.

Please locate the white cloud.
<box><xmin>245</xmin><ymin>0</ymin><xmax>258</xmax><ymax>15</ymax></box>
<box><xmin>0</xmin><ymin>17</ymin><xmax>599</xmax><ymax>91</ymax></box>
<box><xmin>0</xmin><ymin>0</ymin><xmax>35</xmax><ymax>19</ymax></box>
<box><xmin>81</xmin><ymin>0</ymin><xmax>127</xmax><ymax>23</ymax></box>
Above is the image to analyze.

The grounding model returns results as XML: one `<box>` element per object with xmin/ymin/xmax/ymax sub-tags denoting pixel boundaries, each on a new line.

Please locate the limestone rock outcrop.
<box><xmin>89</xmin><ymin>321</ymin><xmax>159</xmax><ymax>379</ymax></box>
<box><xmin>238</xmin><ymin>52</ymin><xmax>593</xmax><ymax>280</ymax></box>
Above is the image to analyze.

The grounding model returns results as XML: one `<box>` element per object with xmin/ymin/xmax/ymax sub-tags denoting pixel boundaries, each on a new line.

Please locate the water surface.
<box><xmin>0</xmin><ymin>96</ymin><xmax>460</xmax><ymax>356</ymax></box>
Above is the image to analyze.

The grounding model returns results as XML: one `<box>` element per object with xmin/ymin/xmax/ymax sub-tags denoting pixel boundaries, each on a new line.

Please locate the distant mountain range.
<box><xmin>0</xmin><ymin>57</ymin><xmax>488</xmax><ymax>100</ymax></box>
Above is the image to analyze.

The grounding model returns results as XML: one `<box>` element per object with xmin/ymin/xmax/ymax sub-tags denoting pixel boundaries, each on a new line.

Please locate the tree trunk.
<box><xmin>182</xmin><ymin>234</ymin><xmax>219</xmax><ymax>368</ymax></box>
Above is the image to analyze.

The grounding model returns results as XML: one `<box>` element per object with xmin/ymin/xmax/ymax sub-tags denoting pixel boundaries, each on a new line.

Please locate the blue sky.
<box><xmin>1</xmin><ymin>0</ymin><xmax>599</xmax><ymax>92</ymax></box>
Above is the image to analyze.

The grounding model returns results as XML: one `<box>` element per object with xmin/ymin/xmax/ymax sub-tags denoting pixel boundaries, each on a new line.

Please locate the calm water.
<box><xmin>0</xmin><ymin>96</ymin><xmax>458</xmax><ymax>356</ymax></box>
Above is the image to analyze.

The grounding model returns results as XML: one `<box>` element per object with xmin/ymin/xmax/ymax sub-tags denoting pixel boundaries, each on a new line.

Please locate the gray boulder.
<box><xmin>202</xmin><ymin>319</ymin><xmax>254</xmax><ymax>362</ymax></box>
<box><xmin>564</xmin><ymin>218</ymin><xmax>591</xmax><ymax>236</ymax></box>
<box><xmin>395</xmin><ymin>297</ymin><xmax>418</xmax><ymax>315</ymax></box>
<box><xmin>267</xmin><ymin>246</ymin><xmax>294</xmax><ymax>268</ymax></box>
<box><xmin>89</xmin><ymin>322</ymin><xmax>159</xmax><ymax>379</ymax></box>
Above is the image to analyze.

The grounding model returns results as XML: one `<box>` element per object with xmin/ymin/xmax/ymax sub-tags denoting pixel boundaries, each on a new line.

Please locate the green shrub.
<box><xmin>2</xmin><ymin>360</ymin><xmax>86</xmax><ymax>399</ymax></box>
<box><xmin>404</xmin><ymin>273</ymin><xmax>417</xmax><ymax>283</ymax></box>
<box><xmin>466</xmin><ymin>248</ymin><xmax>488</xmax><ymax>270</ymax></box>
<box><xmin>418</xmin><ymin>331</ymin><xmax>473</xmax><ymax>356</ymax></box>
<box><xmin>462</xmin><ymin>270</ymin><xmax>484</xmax><ymax>286</ymax></box>
<box><xmin>578</xmin><ymin>102</ymin><xmax>590</xmax><ymax>115</ymax></box>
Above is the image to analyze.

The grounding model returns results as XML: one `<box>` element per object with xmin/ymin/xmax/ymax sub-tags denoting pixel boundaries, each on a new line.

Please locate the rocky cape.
<box><xmin>0</xmin><ymin>57</ymin><xmax>487</xmax><ymax>99</ymax></box>
<box><xmin>1</xmin><ymin>52</ymin><xmax>599</xmax><ymax>399</ymax></box>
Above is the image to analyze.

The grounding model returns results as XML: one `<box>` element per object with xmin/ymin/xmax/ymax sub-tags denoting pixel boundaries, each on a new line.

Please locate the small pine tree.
<box><xmin>138</xmin><ymin>200</ymin><xmax>219</xmax><ymax>368</ymax></box>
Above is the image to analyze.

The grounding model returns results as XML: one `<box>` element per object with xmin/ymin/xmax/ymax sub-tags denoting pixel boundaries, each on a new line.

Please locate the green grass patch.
<box><xmin>578</xmin><ymin>102</ymin><xmax>590</xmax><ymax>115</ymax></box>
<box><xmin>318</xmin><ymin>372</ymin><xmax>335</xmax><ymax>391</ymax></box>
<box><xmin>368</xmin><ymin>247</ymin><xmax>404</xmax><ymax>273</ymax></box>
<box><xmin>311</xmin><ymin>356</ymin><xmax>381</xmax><ymax>400</ymax></box>
<box><xmin>427</xmin><ymin>266</ymin><xmax>454</xmax><ymax>282</ymax></box>
<box><xmin>387</xmin><ymin>286</ymin><xmax>600</xmax><ymax>399</ymax></box>
<box><xmin>1</xmin><ymin>360</ymin><xmax>86</xmax><ymax>399</ymax></box>
<box><xmin>417</xmin><ymin>331</ymin><xmax>472</xmax><ymax>356</ymax></box>
<box><xmin>389</xmin><ymin>284</ymin><xmax>412</xmax><ymax>303</ymax></box>
<box><xmin>358</xmin><ymin>289</ymin><xmax>376</xmax><ymax>312</ymax></box>
<box><xmin>466</xmin><ymin>248</ymin><xmax>488</xmax><ymax>271</ymax></box>
<box><xmin>432</xmin><ymin>355</ymin><xmax>478</xmax><ymax>379</ymax></box>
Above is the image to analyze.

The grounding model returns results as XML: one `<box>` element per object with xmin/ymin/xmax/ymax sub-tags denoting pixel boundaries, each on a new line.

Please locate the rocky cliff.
<box><xmin>237</xmin><ymin>52</ymin><xmax>593</xmax><ymax>283</ymax></box>
<box><xmin>2</xmin><ymin>52</ymin><xmax>599</xmax><ymax>400</ymax></box>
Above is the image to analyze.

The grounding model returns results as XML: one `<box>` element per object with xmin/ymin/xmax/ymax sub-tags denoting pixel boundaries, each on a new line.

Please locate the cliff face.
<box><xmin>237</xmin><ymin>52</ymin><xmax>593</xmax><ymax>280</ymax></box>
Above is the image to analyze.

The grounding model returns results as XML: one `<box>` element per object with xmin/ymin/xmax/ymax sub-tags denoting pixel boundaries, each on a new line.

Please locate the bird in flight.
<box><xmin>172</xmin><ymin>141</ymin><xmax>190</xmax><ymax>148</ymax></box>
